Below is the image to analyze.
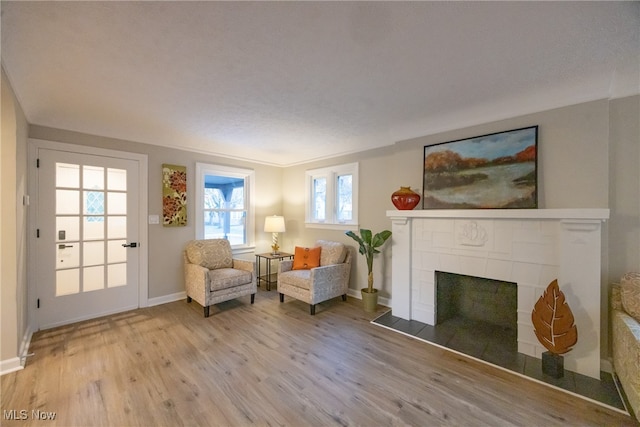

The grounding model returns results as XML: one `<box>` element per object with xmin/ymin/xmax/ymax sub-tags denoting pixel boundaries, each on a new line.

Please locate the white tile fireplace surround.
<box><xmin>386</xmin><ymin>209</ymin><xmax>609</xmax><ymax>379</ymax></box>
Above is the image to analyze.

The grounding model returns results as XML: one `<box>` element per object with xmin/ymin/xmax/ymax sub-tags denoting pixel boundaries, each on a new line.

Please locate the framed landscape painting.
<box><xmin>423</xmin><ymin>126</ymin><xmax>538</xmax><ymax>209</ymax></box>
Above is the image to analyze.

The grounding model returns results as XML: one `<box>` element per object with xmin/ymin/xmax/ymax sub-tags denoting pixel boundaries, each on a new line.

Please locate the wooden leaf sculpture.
<box><xmin>531</xmin><ymin>279</ymin><xmax>578</xmax><ymax>355</ymax></box>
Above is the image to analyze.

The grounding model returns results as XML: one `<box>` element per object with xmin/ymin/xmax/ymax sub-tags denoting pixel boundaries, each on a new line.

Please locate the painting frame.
<box><xmin>423</xmin><ymin>126</ymin><xmax>538</xmax><ymax>209</ymax></box>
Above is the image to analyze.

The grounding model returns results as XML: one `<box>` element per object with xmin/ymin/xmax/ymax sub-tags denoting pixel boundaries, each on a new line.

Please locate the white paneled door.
<box><xmin>36</xmin><ymin>148</ymin><xmax>140</xmax><ymax>329</ymax></box>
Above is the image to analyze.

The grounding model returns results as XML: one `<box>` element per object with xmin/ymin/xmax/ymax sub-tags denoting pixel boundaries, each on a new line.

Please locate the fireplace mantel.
<box><xmin>387</xmin><ymin>208</ymin><xmax>609</xmax><ymax>221</ymax></box>
<box><xmin>385</xmin><ymin>208</ymin><xmax>609</xmax><ymax>379</ymax></box>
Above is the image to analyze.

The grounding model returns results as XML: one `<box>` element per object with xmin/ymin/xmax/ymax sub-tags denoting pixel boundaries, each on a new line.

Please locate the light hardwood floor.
<box><xmin>2</xmin><ymin>289</ymin><xmax>638</xmax><ymax>426</ymax></box>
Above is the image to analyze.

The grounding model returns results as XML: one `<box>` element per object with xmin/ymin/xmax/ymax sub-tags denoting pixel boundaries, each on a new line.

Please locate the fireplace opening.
<box><xmin>435</xmin><ymin>271</ymin><xmax>518</xmax><ymax>363</ymax></box>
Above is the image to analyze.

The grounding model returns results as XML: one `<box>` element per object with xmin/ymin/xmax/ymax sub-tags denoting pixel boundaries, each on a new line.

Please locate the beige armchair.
<box><xmin>277</xmin><ymin>240</ymin><xmax>352</xmax><ymax>315</ymax></box>
<box><xmin>184</xmin><ymin>239</ymin><xmax>256</xmax><ymax>317</ymax></box>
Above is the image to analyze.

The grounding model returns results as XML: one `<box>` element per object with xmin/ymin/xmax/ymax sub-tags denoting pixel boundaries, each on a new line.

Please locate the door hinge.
<box><xmin>37</xmin><ymin>298</ymin><xmax>40</xmax><ymax>309</ymax></box>
<box><xmin>36</xmin><ymin>158</ymin><xmax>40</xmax><ymax>168</ymax></box>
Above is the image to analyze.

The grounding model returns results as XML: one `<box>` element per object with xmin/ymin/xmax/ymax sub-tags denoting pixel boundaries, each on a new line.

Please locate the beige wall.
<box><xmin>282</xmin><ymin>146</ymin><xmax>397</xmax><ymax>299</ymax></box>
<box><xmin>28</xmin><ymin>126</ymin><xmax>283</xmax><ymax>299</ymax></box>
<box><xmin>608</xmin><ymin>95</ymin><xmax>640</xmax><ymax>280</ymax></box>
<box><xmin>1</xmin><ymin>68</ymin><xmax>29</xmax><ymax>363</ymax></box>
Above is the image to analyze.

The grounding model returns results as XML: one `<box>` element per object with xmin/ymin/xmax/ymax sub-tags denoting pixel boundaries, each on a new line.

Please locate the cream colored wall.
<box><xmin>608</xmin><ymin>95</ymin><xmax>640</xmax><ymax>279</ymax></box>
<box><xmin>282</xmin><ymin>146</ymin><xmax>397</xmax><ymax>299</ymax></box>
<box><xmin>1</xmin><ymin>68</ymin><xmax>29</xmax><ymax>364</ymax></box>
<box><xmin>28</xmin><ymin>126</ymin><xmax>283</xmax><ymax>299</ymax></box>
<box><xmin>393</xmin><ymin>99</ymin><xmax>611</xmax><ymax>209</ymax></box>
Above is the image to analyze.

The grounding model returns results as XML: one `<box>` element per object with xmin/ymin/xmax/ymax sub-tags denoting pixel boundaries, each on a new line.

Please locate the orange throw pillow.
<box><xmin>292</xmin><ymin>246</ymin><xmax>321</xmax><ymax>270</ymax></box>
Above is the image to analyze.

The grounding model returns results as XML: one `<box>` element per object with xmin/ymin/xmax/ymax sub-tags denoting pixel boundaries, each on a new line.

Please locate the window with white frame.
<box><xmin>305</xmin><ymin>162</ymin><xmax>358</xmax><ymax>229</ymax></box>
<box><xmin>195</xmin><ymin>163</ymin><xmax>255</xmax><ymax>251</ymax></box>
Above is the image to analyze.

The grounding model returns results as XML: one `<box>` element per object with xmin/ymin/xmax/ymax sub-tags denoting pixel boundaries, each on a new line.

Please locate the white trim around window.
<box><xmin>305</xmin><ymin>162</ymin><xmax>358</xmax><ymax>230</ymax></box>
<box><xmin>195</xmin><ymin>163</ymin><xmax>255</xmax><ymax>254</ymax></box>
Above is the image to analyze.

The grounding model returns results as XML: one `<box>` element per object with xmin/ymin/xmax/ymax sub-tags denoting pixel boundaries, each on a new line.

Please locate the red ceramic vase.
<box><xmin>391</xmin><ymin>186</ymin><xmax>421</xmax><ymax>210</ymax></box>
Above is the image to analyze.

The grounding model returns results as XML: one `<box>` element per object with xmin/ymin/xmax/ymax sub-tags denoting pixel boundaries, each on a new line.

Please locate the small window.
<box><xmin>196</xmin><ymin>163</ymin><xmax>255</xmax><ymax>251</ymax></box>
<box><xmin>305</xmin><ymin>162</ymin><xmax>358</xmax><ymax>230</ymax></box>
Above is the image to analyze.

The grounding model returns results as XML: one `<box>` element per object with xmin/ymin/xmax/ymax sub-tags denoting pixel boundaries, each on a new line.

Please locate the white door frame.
<box><xmin>27</xmin><ymin>139</ymin><xmax>149</xmax><ymax>330</ymax></box>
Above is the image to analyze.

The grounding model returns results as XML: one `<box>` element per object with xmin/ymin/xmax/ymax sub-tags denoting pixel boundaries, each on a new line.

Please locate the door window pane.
<box><xmin>83</xmin><ymin>266</ymin><xmax>104</xmax><ymax>292</ymax></box>
<box><xmin>56</xmin><ymin>269</ymin><xmax>80</xmax><ymax>296</ymax></box>
<box><xmin>108</xmin><ymin>240</ymin><xmax>127</xmax><ymax>263</ymax></box>
<box><xmin>107</xmin><ymin>216</ymin><xmax>127</xmax><ymax>239</ymax></box>
<box><xmin>56</xmin><ymin>244</ymin><xmax>79</xmax><ymax>269</ymax></box>
<box><xmin>108</xmin><ymin>192</ymin><xmax>127</xmax><ymax>215</ymax></box>
<box><xmin>83</xmin><ymin>241</ymin><xmax>104</xmax><ymax>266</ymax></box>
<box><xmin>108</xmin><ymin>264</ymin><xmax>127</xmax><ymax>288</ymax></box>
<box><xmin>107</xmin><ymin>168</ymin><xmax>127</xmax><ymax>191</ymax></box>
<box><xmin>83</xmin><ymin>166</ymin><xmax>104</xmax><ymax>190</ymax></box>
<box><xmin>57</xmin><ymin>190</ymin><xmax>80</xmax><ymax>215</ymax></box>
<box><xmin>56</xmin><ymin>163</ymin><xmax>79</xmax><ymax>188</ymax></box>
<box><xmin>83</xmin><ymin>217</ymin><xmax>104</xmax><ymax>240</ymax></box>
<box><xmin>56</xmin><ymin>216</ymin><xmax>79</xmax><ymax>242</ymax></box>
<box><xmin>84</xmin><ymin>191</ymin><xmax>105</xmax><ymax>215</ymax></box>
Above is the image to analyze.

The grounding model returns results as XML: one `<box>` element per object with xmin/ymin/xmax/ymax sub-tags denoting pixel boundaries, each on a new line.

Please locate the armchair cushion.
<box><xmin>208</xmin><ymin>268</ymin><xmax>254</xmax><ymax>291</ymax></box>
<box><xmin>317</xmin><ymin>239</ymin><xmax>347</xmax><ymax>266</ymax></box>
<box><xmin>185</xmin><ymin>239</ymin><xmax>233</xmax><ymax>270</ymax></box>
<box><xmin>293</xmin><ymin>246</ymin><xmax>321</xmax><ymax>270</ymax></box>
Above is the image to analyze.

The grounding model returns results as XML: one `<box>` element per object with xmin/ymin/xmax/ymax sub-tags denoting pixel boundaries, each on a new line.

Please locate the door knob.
<box><xmin>122</xmin><ymin>242</ymin><xmax>138</xmax><ymax>248</ymax></box>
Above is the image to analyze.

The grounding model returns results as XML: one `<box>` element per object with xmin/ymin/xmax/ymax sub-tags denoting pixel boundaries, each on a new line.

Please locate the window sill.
<box><xmin>305</xmin><ymin>222</ymin><xmax>359</xmax><ymax>232</ymax></box>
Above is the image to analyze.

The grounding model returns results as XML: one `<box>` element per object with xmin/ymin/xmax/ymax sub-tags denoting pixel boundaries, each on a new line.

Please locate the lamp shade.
<box><xmin>264</xmin><ymin>215</ymin><xmax>286</xmax><ymax>233</ymax></box>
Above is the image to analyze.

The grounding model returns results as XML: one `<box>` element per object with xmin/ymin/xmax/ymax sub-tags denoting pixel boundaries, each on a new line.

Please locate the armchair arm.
<box><xmin>233</xmin><ymin>258</ymin><xmax>255</xmax><ymax>274</ymax></box>
<box><xmin>279</xmin><ymin>260</ymin><xmax>294</xmax><ymax>274</ymax></box>
<box><xmin>185</xmin><ymin>262</ymin><xmax>208</xmax><ymax>305</ymax></box>
<box><xmin>308</xmin><ymin>263</ymin><xmax>351</xmax><ymax>303</ymax></box>
<box><xmin>611</xmin><ymin>283</ymin><xmax>623</xmax><ymax>311</ymax></box>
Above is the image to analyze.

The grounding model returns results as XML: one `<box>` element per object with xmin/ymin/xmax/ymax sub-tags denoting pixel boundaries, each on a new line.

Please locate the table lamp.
<box><xmin>264</xmin><ymin>215</ymin><xmax>286</xmax><ymax>255</ymax></box>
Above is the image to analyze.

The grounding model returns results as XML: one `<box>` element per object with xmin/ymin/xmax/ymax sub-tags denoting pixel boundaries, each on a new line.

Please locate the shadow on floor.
<box><xmin>372</xmin><ymin>310</ymin><xmax>628</xmax><ymax>414</ymax></box>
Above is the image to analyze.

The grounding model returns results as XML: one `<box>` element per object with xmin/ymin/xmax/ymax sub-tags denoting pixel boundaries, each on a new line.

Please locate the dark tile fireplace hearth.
<box><xmin>372</xmin><ymin>311</ymin><xmax>627</xmax><ymax>413</ymax></box>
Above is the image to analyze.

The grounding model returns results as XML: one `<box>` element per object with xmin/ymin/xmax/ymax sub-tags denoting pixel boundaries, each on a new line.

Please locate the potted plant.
<box><xmin>345</xmin><ymin>228</ymin><xmax>392</xmax><ymax>312</ymax></box>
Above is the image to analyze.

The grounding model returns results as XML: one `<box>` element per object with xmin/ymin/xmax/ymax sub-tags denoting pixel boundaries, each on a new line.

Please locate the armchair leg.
<box><xmin>279</xmin><ymin>293</ymin><xmax>284</xmax><ymax>303</ymax></box>
<box><xmin>251</xmin><ymin>293</ymin><xmax>255</xmax><ymax>304</ymax></box>
<box><xmin>310</xmin><ymin>304</ymin><xmax>316</xmax><ymax>315</ymax></box>
<box><xmin>342</xmin><ymin>294</ymin><xmax>347</xmax><ymax>301</ymax></box>
<box><xmin>204</xmin><ymin>306</ymin><xmax>210</xmax><ymax>318</ymax></box>
<box><xmin>187</xmin><ymin>296</ymin><xmax>192</xmax><ymax>303</ymax></box>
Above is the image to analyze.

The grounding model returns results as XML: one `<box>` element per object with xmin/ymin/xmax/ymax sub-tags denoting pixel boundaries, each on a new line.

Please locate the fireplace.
<box><xmin>434</xmin><ymin>271</ymin><xmax>518</xmax><ymax>362</ymax></box>
<box><xmin>436</xmin><ymin>271</ymin><xmax>517</xmax><ymax>330</ymax></box>
<box><xmin>387</xmin><ymin>209</ymin><xmax>609</xmax><ymax>379</ymax></box>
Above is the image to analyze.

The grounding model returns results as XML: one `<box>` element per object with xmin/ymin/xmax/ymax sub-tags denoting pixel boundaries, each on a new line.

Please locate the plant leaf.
<box><xmin>531</xmin><ymin>279</ymin><xmax>578</xmax><ymax>355</ymax></box>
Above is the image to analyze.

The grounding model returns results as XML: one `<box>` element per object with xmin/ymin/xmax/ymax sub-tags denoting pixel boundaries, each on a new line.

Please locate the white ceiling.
<box><xmin>2</xmin><ymin>1</ymin><xmax>639</xmax><ymax>167</ymax></box>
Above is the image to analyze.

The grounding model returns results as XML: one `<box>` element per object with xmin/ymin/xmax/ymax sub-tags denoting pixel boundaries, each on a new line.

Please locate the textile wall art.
<box><xmin>162</xmin><ymin>164</ymin><xmax>187</xmax><ymax>226</ymax></box>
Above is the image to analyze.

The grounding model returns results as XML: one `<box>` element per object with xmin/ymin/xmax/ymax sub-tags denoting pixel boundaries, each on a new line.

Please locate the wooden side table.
<box><xmin>255</xmin><ymin>252</ymin><xmax>294</xmax><ymax>291</ymax></box>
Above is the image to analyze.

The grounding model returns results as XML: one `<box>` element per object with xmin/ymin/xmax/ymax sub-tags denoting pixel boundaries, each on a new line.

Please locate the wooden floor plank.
<box><xmin>1</xmin><ymin>288</ymin><xmax>637</xmax><ymax>426</ymax></box>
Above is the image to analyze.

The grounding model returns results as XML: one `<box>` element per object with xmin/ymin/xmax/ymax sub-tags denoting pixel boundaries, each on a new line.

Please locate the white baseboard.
<box><xmin>148</xmin><ymin>291</ymin><xmax>187</xmax><ymax>307</ymax></box>
<box><xmin>1</xmin><ymin>326</ymin><xmax>34</xmax><ymax>376</ymax></box>
<box><xmin>0</xmin><ymin>357</ymin><xmax>23</xmax><ymax>376</ymax></box>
